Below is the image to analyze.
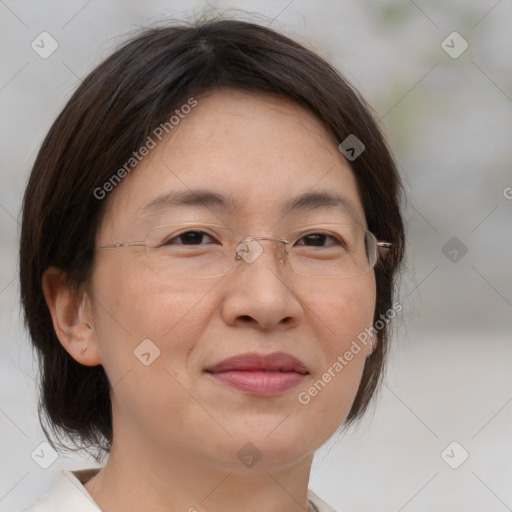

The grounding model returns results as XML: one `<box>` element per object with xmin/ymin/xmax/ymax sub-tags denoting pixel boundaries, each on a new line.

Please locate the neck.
<box><xmin>84</xmin><ymin>431</ymin><xmax>314</xmax><ymax>512</ymax></box>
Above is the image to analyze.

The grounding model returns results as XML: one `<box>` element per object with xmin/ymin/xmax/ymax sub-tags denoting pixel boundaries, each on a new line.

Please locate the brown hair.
<box><xmin>20</xmin><ymin>18</ymin><xmax>405</xmax><ymax>459</ymax></box>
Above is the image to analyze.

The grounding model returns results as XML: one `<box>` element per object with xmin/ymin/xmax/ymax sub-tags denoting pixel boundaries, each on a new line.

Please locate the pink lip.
<box><xmin>204</xmin><ymin>352</ymin><xmax>309</xmax><ymax>397</ymax></box>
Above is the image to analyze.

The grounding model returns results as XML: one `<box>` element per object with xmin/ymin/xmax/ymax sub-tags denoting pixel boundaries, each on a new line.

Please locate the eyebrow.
<box><xmin>141</xmin><ymin>189</ymin><xmax>363</xmax><ymax>225</ymax></box>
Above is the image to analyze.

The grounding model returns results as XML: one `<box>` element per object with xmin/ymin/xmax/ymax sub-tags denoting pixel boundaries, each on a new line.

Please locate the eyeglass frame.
<box><xmin>96</xmin><ymin>223</ymin><xmax>393</xmax><ymax>279</ymax></box>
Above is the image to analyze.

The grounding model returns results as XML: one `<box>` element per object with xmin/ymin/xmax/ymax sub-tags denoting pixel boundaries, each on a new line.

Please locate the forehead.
<box><xmin>99</xmin><ymin>88</ymin><xmax>366</xmax><ymax>236</ymax></box>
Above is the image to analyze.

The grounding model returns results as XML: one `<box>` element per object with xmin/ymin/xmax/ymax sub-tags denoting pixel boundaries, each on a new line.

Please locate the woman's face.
<box><xmin>90</xmin><ymin>88</ymin><xmax>376</xmax><ymax>471</ymax></box>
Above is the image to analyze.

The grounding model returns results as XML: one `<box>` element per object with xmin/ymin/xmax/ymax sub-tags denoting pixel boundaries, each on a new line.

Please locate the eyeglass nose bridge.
<box><xmin>235</xmin><ymin>236</ymin><xmax>289</xmax><ymax>265</ymax></box>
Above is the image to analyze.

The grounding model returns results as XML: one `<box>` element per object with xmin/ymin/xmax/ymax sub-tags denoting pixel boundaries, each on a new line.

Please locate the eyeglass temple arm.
<box><xmin>97</xmin><ymin>241</ymin><xmax>146</xmax><ymax>249</ymax></box>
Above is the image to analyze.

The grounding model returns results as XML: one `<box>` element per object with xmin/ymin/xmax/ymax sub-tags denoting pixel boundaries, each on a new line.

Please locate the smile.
<box><xmin>204</xmin><ymin>352</ymin><xmax>309</xmax><ymax>397</ymax></box>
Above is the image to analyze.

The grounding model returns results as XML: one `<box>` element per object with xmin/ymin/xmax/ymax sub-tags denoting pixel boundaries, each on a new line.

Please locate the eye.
<box><xmin>294</xmin><ymin>231</ymin><xmax>346</xmax><ymax>248</ymax></box>
<box><xmin>161</xmin><ymin>230</ymin><xmax>218</xmax><ymax>246</ymax></box>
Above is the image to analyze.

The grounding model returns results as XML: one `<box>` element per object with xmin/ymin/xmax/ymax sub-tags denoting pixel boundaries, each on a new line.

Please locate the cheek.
<box><xmin>89</xmin><ymin>257</ymin><xmax>212</xmax><ymax>378</ymax></box>
<box><xmin>299</xmin><ymin>274</ymin><xmax>376</xmax><ymax>426</ymax></box>
<box><xmin>89</xmin><ymin>262</ymin><xmax>215</xmax><ymax>429</ymax></box>
<box><xmin>307</xmin><ymin>273</ymin><xmax>376</xmax><ymax>346</ymax></box>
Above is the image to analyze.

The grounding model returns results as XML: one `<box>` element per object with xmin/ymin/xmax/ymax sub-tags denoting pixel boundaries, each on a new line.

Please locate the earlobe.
<box><xmin>41</xmin><ymin>266</ymin><xmax>102</xmax><ymax>366</ymax></box>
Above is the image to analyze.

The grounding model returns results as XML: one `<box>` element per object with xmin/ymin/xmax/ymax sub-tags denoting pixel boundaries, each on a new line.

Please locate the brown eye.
<box><xmin>295</xmin><ymin>232</ymin><xmax>345</xmax><ymax>248</ymax></box>
<box><xmin>162</xmin><ymin>230</ymin><xmax>216</xmax><ymax>246</ymax></box>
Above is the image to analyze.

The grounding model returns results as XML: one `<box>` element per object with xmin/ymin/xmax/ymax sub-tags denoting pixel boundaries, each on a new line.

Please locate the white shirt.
<box><xmin>22</xmin><ymin>467</ymin><xmax>340</xmax><ymax>512</ymax></box>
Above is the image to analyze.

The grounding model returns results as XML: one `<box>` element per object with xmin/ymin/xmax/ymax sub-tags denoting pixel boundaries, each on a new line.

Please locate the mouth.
<box><xmin>204</xmin><ymin>352</ymin><xmax>309</xmax><ymax>397</ymax></box>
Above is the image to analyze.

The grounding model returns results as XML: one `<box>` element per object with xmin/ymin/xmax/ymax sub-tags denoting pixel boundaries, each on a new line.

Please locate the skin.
<box><xmin>42</xmin><ymin>88</ymin><xmax>376</xmax><ymax>512</ymax></box>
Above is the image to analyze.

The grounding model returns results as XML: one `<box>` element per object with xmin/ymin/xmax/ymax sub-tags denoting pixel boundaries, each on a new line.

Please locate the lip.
<box><xmin>204</xmin><ymin>352</ymin><xmax>309</xmax><ymax>397</ymax></box>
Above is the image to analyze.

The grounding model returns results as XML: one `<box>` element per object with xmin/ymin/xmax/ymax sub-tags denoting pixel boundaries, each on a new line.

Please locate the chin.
<box><xmin>214</xmin><ymin>418</ymin><xmax>324</xmax><ymax>469</ymax></box>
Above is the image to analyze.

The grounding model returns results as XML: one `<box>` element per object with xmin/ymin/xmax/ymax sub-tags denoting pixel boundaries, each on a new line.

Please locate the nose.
<box><xmin>221</xmin><ymin>237</ymin><xmax>303</xmax><ymax>330</ymax></box>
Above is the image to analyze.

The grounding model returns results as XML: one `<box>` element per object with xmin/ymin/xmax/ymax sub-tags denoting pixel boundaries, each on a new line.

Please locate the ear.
<box><xmin>42</xmin><ymin>266</ymin><xmax>102</xmax><ymax>366</ymax></box>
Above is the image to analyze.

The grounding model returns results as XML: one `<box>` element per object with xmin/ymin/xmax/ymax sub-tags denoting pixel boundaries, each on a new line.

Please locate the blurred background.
<box><xmin>0</xmin><ymin>1</ymin><xmax>511</xmax><ymax>511</ymax></box>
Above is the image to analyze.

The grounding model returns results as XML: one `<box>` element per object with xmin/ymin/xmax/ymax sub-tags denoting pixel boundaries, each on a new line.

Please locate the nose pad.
<box><xmin>236</xmin><ymin>238</ymin><xmax>264</xmax><ymax>264</ymax></box>
<box><xmin>235</xmin><ymin>238</ymin><xmax>288</xmax><ymax>266</ymax></box>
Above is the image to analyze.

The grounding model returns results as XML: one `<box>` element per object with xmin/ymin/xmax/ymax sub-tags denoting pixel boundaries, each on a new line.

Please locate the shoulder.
<box><xmin>21</xmin><ymin>467</ymin><xmax>103</xmax><ymax>512</ymax></box>
<box><xmin>307</xmin><ymin>489</ymin><xmax>341</xmax><ymax>512</ymax></box>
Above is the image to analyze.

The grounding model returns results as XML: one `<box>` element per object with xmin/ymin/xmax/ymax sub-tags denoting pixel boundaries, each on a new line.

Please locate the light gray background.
<box><xmin>1</xmin><ymin>1</ymin><xmax>511</xmax><ymax>511</ymax></box>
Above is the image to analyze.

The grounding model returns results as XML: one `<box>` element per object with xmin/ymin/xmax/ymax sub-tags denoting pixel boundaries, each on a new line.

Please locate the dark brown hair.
<box><xmin>20</xmin><ymin>18</ymin><xmax>405</xmax><ymax>459</ymax></box>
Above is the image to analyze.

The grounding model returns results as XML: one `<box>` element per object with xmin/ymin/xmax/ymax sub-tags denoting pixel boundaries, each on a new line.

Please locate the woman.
<box><xmin>20</xmin><ymin>18</ymin><xmax>404</xmax><ymax>512</ymax></box>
